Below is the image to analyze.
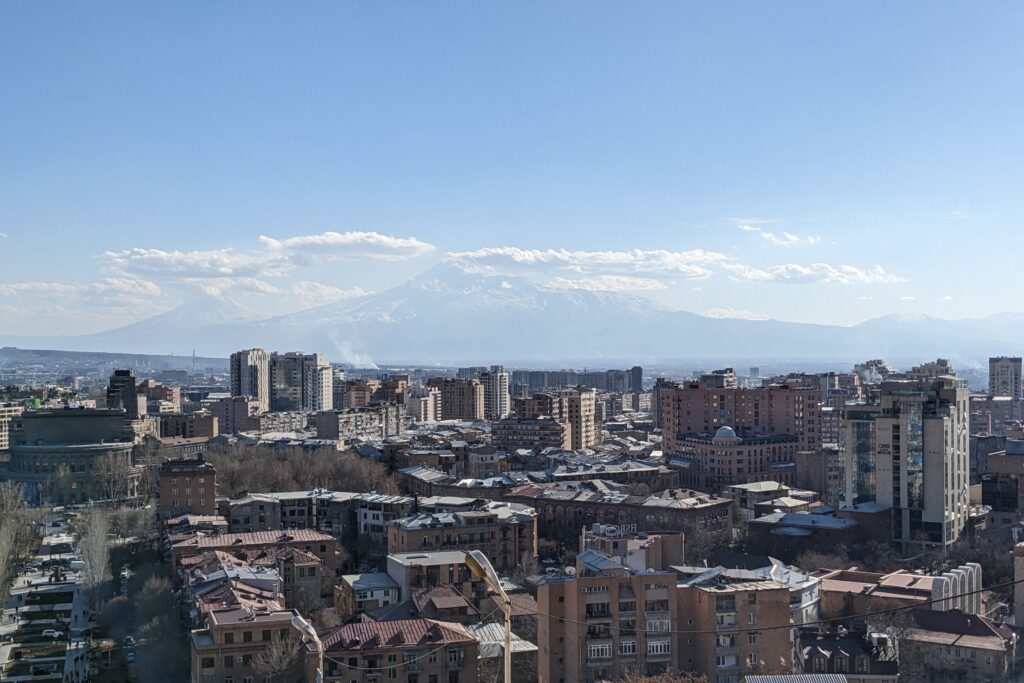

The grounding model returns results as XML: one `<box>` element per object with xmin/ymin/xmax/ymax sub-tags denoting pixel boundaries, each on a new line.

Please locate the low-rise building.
<box><xmin>796</xmin><ymin>626</ymin><xmax>898</xmax><ymax>683</ymax></box>
<box><xmin>492</xmin><ymin>417</ymin><xmax>570</xmax><ymax>452</ymax></box>
<box><xmin>335</xmin><ymin>573</ymin><xmax>401</xmax><ymax>618</ymax></box>
<box><xmin>816</xmin><ymin>565</ymin><xmax>983</xmax><ymax>621</ymax></box>
<box><xmin>159</xmin><ymin>456</ymin><xmax>217</xmax><ymax>517</ymax></box>
<box><xmin>899</xmin><ymin>609</ymin><xmax>1021</xmax><ymax>682</ymax></box>
<box><xmin>671</xmin><ymin>428</ymin><xmax>799</xmax><ymax>490</ymax></box>
<box><xmin>386</xmin><ymin>501</ymin><xmax>538</xmax><ymax>573</ymax></box>
<box><xmin>190</xmin><ymin>607</ymin><xmax>309</xmax><ymax>683</ymax></box>
<box><xmin>315</xmin><ymin>619</ymin><xmax>479</xmax><ymax>683</ymax></box>
<box><xmin>675</xmin><ymin>567</ymin><xmax>794</xmax><ymax>683</ymax></box>
<box><xmin>505</xmin><ymin>480</ymin><xmax>732</xmax><ymax>543</ymax></box>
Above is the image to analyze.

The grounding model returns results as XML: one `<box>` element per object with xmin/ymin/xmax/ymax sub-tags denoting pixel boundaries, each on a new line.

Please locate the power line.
<box><xmin>524</xmin><ymin>576</ymin><xmax>1016</xmax><ymax>636</ymax></box>
<box><xmin>315</xmin><ymin>577</ymin><xmax>1013</xmax><ymax>669</ymax></box>
<box><xmin>320</xmin><ymin>605</ymin><xmax>504</xmax><ymax>670</ymax></box>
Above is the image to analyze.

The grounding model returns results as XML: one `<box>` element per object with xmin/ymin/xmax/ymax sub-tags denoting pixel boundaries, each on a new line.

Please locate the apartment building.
<box><xmin>358</xmin><ymin>493</ymin><xmax>417</xmax><ymax>542</ymax></box>
<box><xmin>537</xmin><ymin>550</ymin><xmax>682</xmax><ymax>683</ymax></box>
<box><xmin>107</xmin><ymin>368</ymin><xmax>143</xmax><ymax>419</ymax></box>
<box><xmin>269</xmin><ymin>351</ymin><xmax>334</xmax><ymax>412</ymax></box>
<box><xmin>661</xmin><ymin>380</ymin><xmax>822</xmax><ymax>455</ymax></box>
<box><xmin>989</xmin><ymin>356</ymin><xmax>1023</xmax><ymax>398</ymax></box>
<box><xmin>505</xmin><ymin>480</ymin><xmax>732</xmax><ymax>543</ymax></box>
<box><xmin>335</xmin><ymin>572</ymin><xmax>401</xmax><ymax>618</ymax></box>
<box><xmin>492</xmin><ymin>417</ymin><xmax>570</xmax><ymax>452</ymax></box>
<box><xmin>171</xmin><ymin>529</ymin><xmax>337</xmax><ymax>597</ymax></box>
<box><xmin>190</xmin><ymin>607</ymin><xmax>308</xmax><ymax>683</ymax></box>
<box><xmin>671</xmin><ymin>427</ymin><xmax>799</xmax><ymax>490</ymax></box>
<box><xmin>315</xmin><ymin>619</ymin><xmax>479</xmax><ymax>683</ymax></box>
<box><xmin>513</xmin><ymin>387</ymin><xmax>599</xmax><ymax>450</ymax></box>
<box><xmin>160</xmin><ymin>412</ymin><xmax>218</xmax><ymax>439</ymax></box>
<box><xmin>159</xmin><ymin>457</ymin><xmax>217</xmax><ymax>517</ymax></box>
<box><xmin>675</xmin><ymin>568</ymin><xmax>794</xmax><ymax>683</ymax></box>
<box><xmin>872</xmin><ymin>376</ymin><xmax>970</xmax><ymax>550</ymax></box>
<box><xmin>428</xmin><ymin>378</ymin><xmax>485</xmax><ymax>421</ymax></box>
<box><xmin>229</xmin><ymin>348</ymin><xmax>271</xmax><ymax>413</ymax></box>
<box><xmin>209</xmin><ymin>395</ymin><xmax>262</xmax><ymax>435</ymax></box>
<box><xmin>479</xmin><ymin>365</ymin><xmax>511</xmax><ymax>419</ymax></box>
<box><xmin>407</xmin><ymin>385</ymin><xmax>442</xmax><ymax>422</ymax></box>
<box><xmin>386</xmin><ymin>501</ymin><xmax>538</xmax><ymax>573</ymax></box>
<box><xmin>386</xmin><ymin>551</ymin><xmax>477</xmax><ymax>602</ymax></box>
<box><xmin>315</xmin><ymin>404</ymin><xmax>406</xmax><ymax>442</ymax></box>
<box><xmin>0</xmin><ymin>403</ymin><xmax>24</xmax><ymax>451</ymax></box>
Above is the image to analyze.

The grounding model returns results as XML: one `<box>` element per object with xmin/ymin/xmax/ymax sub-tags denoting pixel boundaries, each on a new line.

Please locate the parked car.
<box><xmin>41</xmin><ymin>629</ymin><xmax>63</xmax><ymax>639</ymax></box>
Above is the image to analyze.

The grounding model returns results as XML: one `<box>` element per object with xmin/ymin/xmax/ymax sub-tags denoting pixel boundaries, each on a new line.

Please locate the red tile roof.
<box><xmin>321</xmin><ymin>619</ymin><xmax>476</xmax><ymax>651</ymax></box>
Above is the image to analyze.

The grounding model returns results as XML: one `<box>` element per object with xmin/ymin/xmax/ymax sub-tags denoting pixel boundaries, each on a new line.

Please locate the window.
<box><xmin>646</xmin><ymin>619</ymin><xmax>671</xmax><ymax>633</ymax></box>
<box><xmin>201</xmin><ymin>657</ymin><xmax>214</xmax><ymax>668</ymax></box>
<box><xmin>647</xmin><ymin>640</ymin><xmax>670</xmax><ymax>656</ymax></box>
<box><xmin>243</xmin><ymin>631</ymin><xmax>253</xmax><ymax>643</ymax></box>
<box><xmin>224</xmin><ymin>633</ymin><xmax>234</xmax><ymax>644</ymax></box>
<box><xmin>588</xmin><ymin>644</ymin><xmax>611</xmax><ymax>658</ymax></box>
<box><xmin>262</xmin><ymin>630</ymin><xmax>271</xmax><ymax>642</ymax></box>
<box><xmin>814</xmin><ymin>657</ymin><xmax>827</xmax><ymax>672</ymax></box>
<box><xmin>224</xmin><ymin>656</ymin><xmax>234</xmax><ymax>669</ymax></box>
<box><xmin>855</xmin><ymin>657</ymin><xmax>869</xmax><ymax>673</ymax></box>
<box><xmin>747</xmin><ymin>613</ymin><xmax>756</xmax><ymax>625</ymax></box>
<box><xmin>618</xmin><ymin>641</ymin><xmax>636</xmax><ymax>656</ymax></box>
<box><xmin>746</xmin><ymin>654</ymin><xmax>756</xmax><ymax>666</ymax></box>
<box><xmin>747</xmin><ymin>592</ymin><xmax>757</xmax><ymax>604</ymax></box>
<box><xmin>747</xmin><ymin>633</ymin><xmax>758</xmax><ymax>645</ymax></box>
<box><xmin>835</xmin><ymin>656</ymin><xmax>848</xmax><ymax>672</ymax></box>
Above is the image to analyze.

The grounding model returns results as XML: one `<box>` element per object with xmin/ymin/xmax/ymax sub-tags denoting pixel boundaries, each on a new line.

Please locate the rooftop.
<box><xmin>321</xmin><ymin>619</ymin><xmax>476</xmax><ymax>651</ymax></box>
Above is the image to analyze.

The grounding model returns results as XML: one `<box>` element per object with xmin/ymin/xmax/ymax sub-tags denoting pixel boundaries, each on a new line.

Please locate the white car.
<box><xmin>41</xmin><ymin>629</ymin><xmax>62</xmax><ymax>639</ymax></box>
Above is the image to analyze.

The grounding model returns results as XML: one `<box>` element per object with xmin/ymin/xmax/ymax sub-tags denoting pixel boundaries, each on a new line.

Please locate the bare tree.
<box><xmin>253</xmin><ymin>636</ymin><xmax>302</xmax><ymax>683</ymax></box>
<box><xmin>77</xmin><ymin>508</ymin><xmax>111</xmax><ymax>606</ymax></box>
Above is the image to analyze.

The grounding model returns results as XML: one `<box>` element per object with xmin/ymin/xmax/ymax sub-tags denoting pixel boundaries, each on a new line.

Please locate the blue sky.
<box><xmin>2</xmin><ymin>2</ymin><xmax>1023</xmax><ymax>334</ymax></box>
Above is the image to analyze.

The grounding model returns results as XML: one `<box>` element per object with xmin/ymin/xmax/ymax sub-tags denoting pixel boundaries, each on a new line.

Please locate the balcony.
<box><xmin>405</xmin><ymin>662</ymin><xmax>422</xmax><ymax>672</ymax></box>
<box><xmin>715</xmin><ymin>620</ymin><xmax>738</xmax><ymax>631</ymax></box>
<box><xmin>448</xmin><ymin>659</ymin><xmax>464</xmax><ymax>671</ymax></box>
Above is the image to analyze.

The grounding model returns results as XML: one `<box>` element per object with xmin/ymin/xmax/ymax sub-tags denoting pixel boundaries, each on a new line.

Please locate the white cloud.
<box><xmin>738</xmin><ymin>223</ymin><xmax>820</xmax><ymax>247</ymax></box>
<box><xmin>259</xmin><ymin>231</ymin><xmax>435</xmax><ymax>261</ymax></box>
<box><xmin>0</xmin><ymin>232</ymin><xmax>7</xmax><ymax>239</ymax></box>
<box><xmin>546</xmin><ymin>275</ymin><xmax>669</xmax><ymax>292</ymax></box>
<box><xmin>445</xmin><ymin>247</ymin><xmax>728</xmax><ymax>280</ymax></box>
<box><xmin>940</xmin><ymin>294</ymin><xmax>954</xmax><ymax>301</ymax></box>
<box><xmin>0</xmin><ymin>277</ymin><xmax>170</xmax><ymax>332</ymax></box>
<box><xmin>722</xmin><ymin>262</ymin><xmax>907</xmax><ymax>285</ymax></box>
<box><xmin>901</xmin><ymin>295</ymin><xmax>916</xmax><ymax>301</ymax></box>
<box><xmin>704</xmin><ymin>306</ymin><xmax>769</xmax><ymax>321</ymax></box>
<box><xmin>289</xmin><ymin>281</ymin><xmax>367</xmax><ymax>308</ymax></box>
<box><xmin>103</xmin><ymin>230</ymin><xmax>435</xmax><ymax>282</ymax></box>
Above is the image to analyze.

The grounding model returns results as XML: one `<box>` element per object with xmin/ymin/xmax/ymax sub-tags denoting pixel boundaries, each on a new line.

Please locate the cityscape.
<box><xmin>4</xmin><ymin>3</ymin><xmax>1024</xmax><ymax>683</ymax></box>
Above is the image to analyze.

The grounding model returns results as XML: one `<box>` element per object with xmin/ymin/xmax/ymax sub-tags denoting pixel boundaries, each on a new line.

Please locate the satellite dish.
<box><xmin>563</xmin><ymin>566</ymin><xmax>576</xmax><ymax>576</ymax></box>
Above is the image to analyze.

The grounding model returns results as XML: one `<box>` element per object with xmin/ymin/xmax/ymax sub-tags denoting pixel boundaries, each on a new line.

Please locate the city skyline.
<box><xmin>4</xmin><ymin>2</ymin><xmax>1024</xmax><ymax>335</ymax></box>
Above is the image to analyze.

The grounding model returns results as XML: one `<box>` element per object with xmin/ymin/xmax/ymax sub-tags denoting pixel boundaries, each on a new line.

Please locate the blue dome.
<box><xmin>714</xmin><ymin>425</ymin><xmax>737</xmax><ymax>439</ymax></box>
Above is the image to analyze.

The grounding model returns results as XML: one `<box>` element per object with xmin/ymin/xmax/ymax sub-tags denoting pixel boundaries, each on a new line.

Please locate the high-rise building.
<box><xmin>428</xmin><ymin>378</ymin><xmax>485</xmax><ymax>421</ymax></box>
<box><xmin>660</xmin><ymin>380</ymin><xmax>822</xmax><ymax>454</ymax></box>
<box><xmin>106</xmin><ymin>369</ymin><xmax>143</xmax><ymax>419</ymax></box>
<box><xmin>873</xmin><ymin>375</ymin><xmax>970</xmax><ymax>550</ymax></box>
<box><xmin>513</xmin><ymin>387</ymin><xmax>599</xmax><ymax>450</ymax></box>
<box><xmin>479</xmin><ymin>365</ymin><xmax>511</xmax><ymax>419</ymax></box>
<box><xmin>840</xmin><ymin>403</ymin><xmax>881</xmax><ymax>505</ymax></box>
<box><xmin>0</xmin><ymin>403</ymin><xmax>25</xmax><ymax>452</ymax></box>
<box><xmin>629</xmin><ymin>365</ymin><xmax>643</xmax><ymax>394</ymax></box>
<box><xmin>229</xmin><ymin>348</ymin><xmax>270</xmax><ymax>413</ymax></box>
<box><xmin>405</xmin><ymin>385</ymin><xmax>441</xmax><ymax>422</ymax></box>
<box><xmin>990</xmin><ymin>356</ymin><xmax>1023</xmax><ymax>398</ymax></box>
<box><xmin>269</xmin><ymin>351</ymin><xmax>333</xmax><ymax>411</ymax></box>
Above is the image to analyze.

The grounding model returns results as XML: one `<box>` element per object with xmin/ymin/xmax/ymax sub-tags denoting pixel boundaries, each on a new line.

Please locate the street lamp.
<box><xmin>465</xmin><ymin>550</ymin><xmax>512</xmax><ymax>683</ymax></box>
<box><xmin>292</xmin><ymin>613</ymin><xmax>324</xmax><ymax>683</ymax></box>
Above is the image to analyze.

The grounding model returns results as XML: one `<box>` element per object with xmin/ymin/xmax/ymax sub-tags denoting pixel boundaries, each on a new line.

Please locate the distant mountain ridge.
<box><xmin>0</xmin><ymin>264</ymin><xmax>1020</xmax><ymax>366</ymax></box>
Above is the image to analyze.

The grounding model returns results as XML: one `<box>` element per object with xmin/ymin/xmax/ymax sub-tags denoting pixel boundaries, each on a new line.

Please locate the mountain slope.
<box><xmin>1</xmin><ymin>265</ymin><xmax>1022</xmax><ymax>365</ymax></box>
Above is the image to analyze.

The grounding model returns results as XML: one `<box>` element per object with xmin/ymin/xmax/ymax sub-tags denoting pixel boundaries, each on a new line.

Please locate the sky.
<box><xmin>2</xmin><ymin>2</ymin><xmax>1024</xmax><ymax>335</ymax></box>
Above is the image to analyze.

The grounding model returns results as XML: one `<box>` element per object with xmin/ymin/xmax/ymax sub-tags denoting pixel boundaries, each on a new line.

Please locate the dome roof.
<box><xmin>713</xmin><ymin>425</ymin><xmax>738</xmax><ymax>439</ymax></box>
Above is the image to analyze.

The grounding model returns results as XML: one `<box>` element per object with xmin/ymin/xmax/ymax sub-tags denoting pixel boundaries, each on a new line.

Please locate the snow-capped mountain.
<box><xmin>1</xmin><ymin>264</ymin><xmax>1021</xmax><ymax>366</ymax></box>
